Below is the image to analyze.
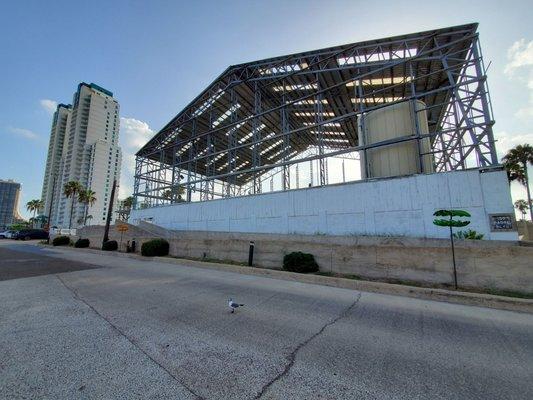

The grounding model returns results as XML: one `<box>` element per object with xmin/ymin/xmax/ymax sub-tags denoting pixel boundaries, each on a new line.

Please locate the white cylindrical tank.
<box><xmin>358</xmin><ymin>100</ymin><xmax>434</xmax><ymax>179</ymax></box>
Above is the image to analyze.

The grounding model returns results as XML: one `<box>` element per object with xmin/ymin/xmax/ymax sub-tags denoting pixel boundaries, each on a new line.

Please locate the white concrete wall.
<box><xmin>131</xmin><ymin>170</ymin><xmax>518</xmax><ymax>240</ymax></box>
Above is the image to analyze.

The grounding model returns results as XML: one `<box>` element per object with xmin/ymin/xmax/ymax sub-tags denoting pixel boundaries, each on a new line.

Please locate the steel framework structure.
<box><xmin>134</xmin><ymin>23</ymin><xmax>497</xmax><ymax>209</ymax></box>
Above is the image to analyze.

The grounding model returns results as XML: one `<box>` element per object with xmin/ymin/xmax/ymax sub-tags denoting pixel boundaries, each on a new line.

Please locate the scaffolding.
<box><xmin>133</xmin><ymin>23</ymin><xmax>497</xmax><ymax>209</ymax></box>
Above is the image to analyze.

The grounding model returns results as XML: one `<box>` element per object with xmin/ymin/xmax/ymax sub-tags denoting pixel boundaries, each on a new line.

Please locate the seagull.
<box><xmin>228</xmin><ymin>298</ymin><xmax>244</xmax><ymax>313</ymax></box>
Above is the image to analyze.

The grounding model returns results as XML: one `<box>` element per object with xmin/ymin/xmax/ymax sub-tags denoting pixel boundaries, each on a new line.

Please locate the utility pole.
<box><xmin>46</xmin><ymin>174</ymin><xmax>57</xmax><ymax>244</ymax></box>
<box><xmin>102</xmin><ymin>179</ymin><xmax>117</xmax><ymax>248</ymax></box>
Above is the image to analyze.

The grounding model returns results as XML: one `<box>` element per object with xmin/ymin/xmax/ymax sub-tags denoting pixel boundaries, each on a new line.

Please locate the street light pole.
<box><xmin>102</xmin><ymin>179</ymin><xmax>117</xmax><ymax>248</ymax></box>
<box><xmin>46</xmin><ymin>174</ymin><xmax>57</xmax><ymax>244</ymax></box>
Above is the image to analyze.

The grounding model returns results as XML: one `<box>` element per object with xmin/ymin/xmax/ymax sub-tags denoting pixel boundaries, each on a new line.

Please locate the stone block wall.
<box><xmin>73</xmin><ymin>224</ymin><xmax>533</xmax><ymax>293</ymax></box>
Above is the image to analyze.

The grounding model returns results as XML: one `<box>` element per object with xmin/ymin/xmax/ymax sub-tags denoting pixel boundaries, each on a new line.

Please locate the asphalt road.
<box><xmin>1</xmin><ymin>241</ymin><xmax>532</xmax><ymax>399</ymax></box>
<box><xmin>0</xmin><ymin>242</ymin><xmax>99</xmax><ymax>281</ymax></box>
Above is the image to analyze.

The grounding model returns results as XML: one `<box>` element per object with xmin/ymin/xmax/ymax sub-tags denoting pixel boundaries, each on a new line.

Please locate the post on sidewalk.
<box><xmin>248</xmin><ymin>241</ymin><xmax>255</xmax><ymax>266</ymax></box>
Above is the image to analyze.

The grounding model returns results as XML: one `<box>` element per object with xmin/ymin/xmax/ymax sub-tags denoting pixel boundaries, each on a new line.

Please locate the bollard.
<box><xmin>248</xmin><ymin>241</ymin><xmax>255</xmax><ymax>266</ymax></box>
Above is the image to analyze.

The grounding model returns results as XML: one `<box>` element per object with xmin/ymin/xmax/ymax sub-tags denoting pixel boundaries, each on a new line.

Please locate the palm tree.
<box><xmin>118</xmin><ymin>196</ymin><xmax>134</xmax><ymax>221</ymax></box>
<box><xmin>63</xmin><ymin>181</ymin><xmax>83</xmax><ymax>229</ymax></box>
<box><xmin>514</xmin><ymin>199</ymin><xmax>529</xmax><ymax>221</ymax></box>
<box><xmin>78</xmin><ymin>189</ymin><xmax>97</xmax><ymax>226</ymax></box>
<box><xmin>503</xmin><ymin>158</ymin><xmax>525</xmax><ymax>185</ymax></box>
<box><xmin>123</xmin><ymin>196</ymin><xmax>134</xmax><ymax>209</ymax></box>
<box><xmin>503</xmin><ymin>144</ymin><xmax>533</xmax><ymax>220</ymax></box>
<box><xmin>162</xmin><ymin>185</ymin><xmax>185</xmax><ymax>202</ymax></box>
<box><xmin>35</xmin><ymin>214</ymin><xmax>48</xmax><ymax>228</ymax></box>
<box><xmin>26</xmin><ymin>199</ymin><xmax>43</xmax><ymax>227</ymax></box>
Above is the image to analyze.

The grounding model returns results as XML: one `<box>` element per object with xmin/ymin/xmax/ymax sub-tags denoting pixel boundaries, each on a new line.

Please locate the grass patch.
<box><xmin>315</xmin><ymin>271</ymin><xmax>336</xmax><ymax>277</ymax></box>
<box><xmin>484</xmin><ymin>288</ymin><xmax>533</xmax><ymax>300</ymax></box>
<box><xmin>313</xmin><ymin>271</ymin><xmax>533</xmax><ymax>299</ymax></box>
<box><xmin>167</xmin><ymin>255</ymin><xmax>249</xmax><ymax>267</ymax></box>
<box><xmin>315</xmin><ymin>271</ymin><xmax>362</xmax><ymax>280</ymax></box>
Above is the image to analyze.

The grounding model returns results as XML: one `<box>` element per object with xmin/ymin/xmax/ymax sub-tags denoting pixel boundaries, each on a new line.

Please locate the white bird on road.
<box><xmin>228</xmin><ymin>298</ymin><xmax>244</xmax><ymax>313</ymax></box>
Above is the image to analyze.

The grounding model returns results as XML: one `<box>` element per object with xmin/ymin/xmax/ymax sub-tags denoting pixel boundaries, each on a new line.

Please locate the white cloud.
<box><xmin>39</xmin><ymin>99</ymin><xmax>58</xmax><ymax>115</ymax></box>
<box><xmin>515</xmin><ymin>106</ymin><xmax>533</xmax><ymax>119</ymax></box>
<box><xmin>504</xmin><ymin>39</ymin><xmax>533</xmax><ymax>120</ymax></box>
<box><xmin>494</xmin><ymin>131</ymin><xmax>533</xmax><ymax>160</ymax></box>
<box><xmin>7</xmin><ymin>126</ymin><xmax>40</xmax><ymax>141</ymax></box>
<box><xmin>514</xmin><ymin>77</ymin><xmax>533</xmax><ymax>118</ymax></box>
<box><xmin>504</xmin><ymin>39</ymin><xmax>533</xmax><ymax>75</ymax></box>
<box><xmin>118</xmin><ymin>117</ymin><xmax>155</xmax><ymax>198</ymax></box>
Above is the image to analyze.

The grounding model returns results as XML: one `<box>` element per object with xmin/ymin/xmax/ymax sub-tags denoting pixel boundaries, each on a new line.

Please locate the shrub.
<box><xmin>141</xmin><ymin>238</ymin><xmax>170</xmax><ymax>257</ymax></box>
<box><xmin>52</xmin><ymin>235</ymin><xmax>70</xmax><ymax>246</ymax></box>
<box><xmin>102</xmin><ymin>240</ymin><xmax>118</xmax><ymax>251</ymax></box>
<box><xmin>74</xmin><ymin>238</ymin><xmax>90</xmax><ymax>248</ymax></box>
<box><xmin>283</xmin><ymin>251</ymin><xmax>319</xmax><ymax>273</ymax></box>
<box><xmin>453</xmin><ymin>229</ymin><xmax>484</xmax><ymax>240</ymax></box>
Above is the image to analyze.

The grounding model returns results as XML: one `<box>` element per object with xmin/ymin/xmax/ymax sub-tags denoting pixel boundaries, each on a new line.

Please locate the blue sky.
<box><xmin>1</xmin><ymin>0</ymin><xmax>532</xmax><ymax>219</ymax></box>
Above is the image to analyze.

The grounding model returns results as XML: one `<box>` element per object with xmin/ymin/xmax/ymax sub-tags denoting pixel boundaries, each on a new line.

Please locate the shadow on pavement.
<box><xmin>0</xmin><ymin>243</ymin><xmax>100</xmax><ymax>281</ymax></box>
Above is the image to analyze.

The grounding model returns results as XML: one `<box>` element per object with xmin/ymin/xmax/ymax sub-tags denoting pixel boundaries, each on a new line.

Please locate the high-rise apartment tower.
<box><xmin>0</xmin><ymin>179</ymin><xmax>22</xmax><ymax>229</ymax></box>
<box><xmin>41</xmin><ymin>83</ymin><xmax>122</xmax><ymax>228</ymax></box>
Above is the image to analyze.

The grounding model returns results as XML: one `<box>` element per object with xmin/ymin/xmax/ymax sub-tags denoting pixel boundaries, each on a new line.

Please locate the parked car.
<box><xmin>0</xmin><ymin>230</ymin><xmax>15</xmax><ymax>239</ymax></box>
<box><xmin>12</xmin><ymin>229</ymin><xmax>49</xmax><ymax>241</ymax></box>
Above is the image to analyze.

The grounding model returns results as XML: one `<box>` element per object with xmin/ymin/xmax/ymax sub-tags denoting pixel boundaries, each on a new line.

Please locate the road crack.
<box><xmin>254</xmin><ymin>292</ymin><xmax>362</xmax><ymax>399</ymax></box>
<box><xmin>55</xmin><ymin>275</ymin><xmax>205</xmax><ymax>400</ymax></box>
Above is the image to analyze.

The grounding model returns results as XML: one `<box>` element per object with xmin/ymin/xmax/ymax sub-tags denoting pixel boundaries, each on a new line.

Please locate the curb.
<box><xmin>153</xmin><ymin>257</ymin><xmax>533</xmax><ymax>314</ymax></box>
<box><xmin>40</xmin><ymin>245</ymin><xmax>533</xmax><ymax>313</ymax></box>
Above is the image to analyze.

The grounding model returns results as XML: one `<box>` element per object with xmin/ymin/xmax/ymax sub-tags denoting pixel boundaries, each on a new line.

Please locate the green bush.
<box><xmin>141</xmin><ymin>238</ymin><xmax>170</xmax><ymax>257</ymax></box>
<box><xmin>74</xmin><ymin>238</ymin><xmax>90</xmax><ymax>248</ymax></box>
<box><xmin>102</xmin><ymin>240</ymin><xmax>118</xmax><ymax>251</ymax></box>
<box><xmin>52</xmin><ymin>235</ymin><xmax>71</xmax><ymax>246</ymax></box>
<box><xmin>283</xmin><ymin>251</ymin><xmax>319</xmax><ymax>273</ymax></box>
<box><xmin>453</xmin><ymin>229</ymin><xmax>484</xmax><ymax>240</ymax></box>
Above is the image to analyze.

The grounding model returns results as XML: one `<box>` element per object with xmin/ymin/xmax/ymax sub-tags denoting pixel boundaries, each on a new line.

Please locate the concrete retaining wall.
<box><xmin>75</xmin><ymin>224</ymin><xmax>532</xmax><ymax>293</ymax></box>
<box><xmin>130</xmin><ymin>169</ymin><xmax>518</xmax><ymax>241</ymax></box>
<box><xmin>518</xmin><ymin>221</ymin><xmax>533</xmax><ymax>241</ymax></box>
